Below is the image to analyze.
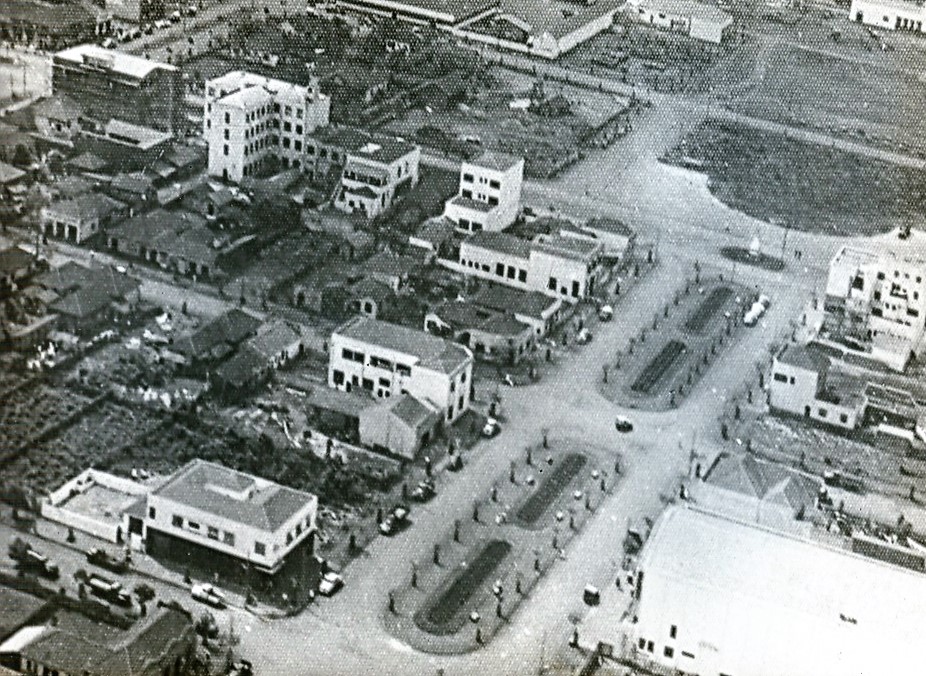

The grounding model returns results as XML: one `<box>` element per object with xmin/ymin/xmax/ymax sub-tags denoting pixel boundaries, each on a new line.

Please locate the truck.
<box><xmin>86</xmin><ymin>547</ymin><xmax>130</xmax><ymax>574</ymax></box>
<box><xmin>10</xmin><ymin>540</ymin><xmax>59</xmax><ymax>580</ymax></box>
<box><xmin>87</xmin><ymin>574</ymin><xmax>132</xmax><ymax>606</ymax></box>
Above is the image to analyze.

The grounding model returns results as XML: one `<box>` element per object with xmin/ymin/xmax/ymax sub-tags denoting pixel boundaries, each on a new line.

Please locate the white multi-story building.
<box><xmin>627</xmin><ymin>505</ymin><xmax>926</xmax><ymax>676</ymax></box>
<box><xmin>137</xmin><ymin>459</ymin><xmax>317</xmax><ymax>577</ymax></box>
<box><xmin>453</xmin><ymin>231</ymin><xmax>605</xmax><ymax>302</ymax></box>
<box><xmin>328</xmin><ymin>315</ymin><xmax>473</xmax><ymax>423</ymax></box>
<box><xmin>443</xmin><ymin>151</ymin><xmax>524</xmax><ymax>233</ymax></box>
<box><xmin>204</xmin><ymin>71</ymin><xmax>330</xmax><ymax>183</ymax></box>
<box><xmin>849</xmin><ymin>0</ymin><xmax>926</xmax><ymax>32</ymax></box>
<box><xmin>335</xmin><ymin>138</ymin><xmax>420</xmax><ymax>219</ymax></box>
<box><xmin>821</xmin><ymin>244</ymin><xmax>926</xmax><ymax>370</ymax></box>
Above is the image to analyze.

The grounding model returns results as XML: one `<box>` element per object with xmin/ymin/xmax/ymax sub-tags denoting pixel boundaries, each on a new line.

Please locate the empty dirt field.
<box><xmin>665</xmin><ymin>119</ymin><xmax>926</xmax><ymax>235</ymax></box>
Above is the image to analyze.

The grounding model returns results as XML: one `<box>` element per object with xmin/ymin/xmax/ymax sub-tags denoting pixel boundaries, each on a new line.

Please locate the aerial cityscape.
<box><xmin>0</xmin><ymin>0</ymin><xmax>924</xmax><ymax>673</ymax></box>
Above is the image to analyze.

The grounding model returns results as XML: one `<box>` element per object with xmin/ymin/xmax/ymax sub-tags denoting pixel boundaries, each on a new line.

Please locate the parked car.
<box><xmin>227</xmin><ymin>660</ymin><xmax>253</xmax><ymax>676</ymax></box>
<box><xmin>318</xmin><ymin>571</ymin><xmax>344</xmax><ymax>596</ymax></box>
<box><xmin>88</xmin><ymin>574</ymin><xmax>131</xmax><ymax>606</ymax></box>
<box><xmin>482</xmin><ymin>417</ymin><xmax>501</xmax><ymax>438</ymax></box>
<box><xmin>576</xmin><ymin>328</ymin><xmax>593</xmax><ymax>345</ymax></box>
<box><xmin>410</xmin><ymin>480</ymin><xmax>436</xmax><ymax>502</ymax></box>
<box><xmin>615</xmin><ymin>415</ymin><xmax>634</xmax><ymax>433</ymax></box>
<box><xmin>191</xmin><ymin>583</ymin><xmax>227</xmax><ymax>609</ymax></box>
<box><xmin>583</xmin><ymin>584</ymin><xmax>601</xmax><ymax>606</ymax></box>
<box><xmin>86</xmin><ymin>547</ymin><xmax>129</xmax><ymax>574</ymax></box>
<box><xmin>19</xmin><ymin>548</ymin><xmax>59</xmax><ymax>580</ymax></box>
<box><xmin>379</xmin><ymin>505</ymin><xmax>410</xmax><ymax>535</ymax></box>
<box><xmin>598</xmin><ymin>305</ymin><xmax>614</xmax><ymax>321</ymax></box>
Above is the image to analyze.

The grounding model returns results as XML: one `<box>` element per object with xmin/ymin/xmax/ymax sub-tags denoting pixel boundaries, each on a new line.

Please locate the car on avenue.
<box><xmin>191</xmin><ymin>583</ymin><xmax>227</xmax><ymax>609</ymax></box>
<box><xmin>615</xmin><ymin>415</ymin><xmax>634</xmax><ymax>433</ymax></box>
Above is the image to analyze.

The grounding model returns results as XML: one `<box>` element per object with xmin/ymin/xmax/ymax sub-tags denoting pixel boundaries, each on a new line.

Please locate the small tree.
<box><xmin>8</xmin><ymin>537</ymin><xmax>29</xmax><ymax>562</ymax></box>
<box><xmin>135</xmin><ymin>583</ymin><xmax>156</xmax><ymax>606</ymax></box>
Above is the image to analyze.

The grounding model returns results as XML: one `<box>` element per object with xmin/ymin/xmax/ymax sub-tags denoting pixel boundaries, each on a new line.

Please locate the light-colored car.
<box><xmin>598</xmin><ymin>305</ymin><xmax>614</xmax><ymax>321</ymax></box>
<box><xmin>615</xmin><ymin>415</ymin><xmax>634</xmax><ymax>433</ymax></box>
<box><xmin>576</xmin><ymin>328</ymin><xmax>593</xmax><ymax>345</ymax></box>
<box><xmin>191</xmin><ymin>583</ymin><xmax>226</xmax><ymax>609</ymax></box>
<box><xmin>318</xmin><ymin>571</ymin><xmax>344</xmax><ymax>596</ymax></box>
<box><xmin>482</xmin><ymin>417</ymin><xmax>501</xmax><ymax>437</ymax></box>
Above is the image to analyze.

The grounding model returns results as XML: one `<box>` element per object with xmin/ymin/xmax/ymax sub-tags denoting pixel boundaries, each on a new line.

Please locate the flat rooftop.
<box><xmin>342</xmin><ymin>0</ymin><xmax>498</xmax><ymax>24</ymax></box>
<box><xmin>466</xmin><ymin>150</ymin><xmax>523</xmax><ymax>173</ymax></box>
<box><xmin>532</xmin><ymin>232</ymin><xmax>602</xmax><ymax>260</ymax></box>
<box><xmin>500</xmin><ymin>0</ymin><xmax>625</xmax><ymax>40</ymax></box>
<box><xmin>463</xmin><ymin>231</ymin><xmax>532</xmax><ymax>259</ymax></box>
<box><xmin>59</xmin><ymin>483</ymin><xmax>143</xmax><ymax>528</ymax></box>
<box><xmin>335</xmin><ymin>315</ymin><xmax>472</xmax><ymax>374</ymax></box>
<box><xmin>631</xmin><ymin>0</ymin><xmax>733</xmax><ymax>24</ymax></box>
<box><xmin>54</xmin><ymin>44</ymin><xmax>176</xmax><ymax>78</ymax></box>
<box><xmin>152</xmin><ymin>459</ymin><xmax>316</xmax><ymax>533</ymax></box>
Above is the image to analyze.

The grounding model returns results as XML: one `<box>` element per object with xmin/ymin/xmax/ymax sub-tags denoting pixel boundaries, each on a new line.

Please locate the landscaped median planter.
<box><xmin>382</xmin><ymin>439</ymin><xmax>617</xmax><ymax>654</ymax></box>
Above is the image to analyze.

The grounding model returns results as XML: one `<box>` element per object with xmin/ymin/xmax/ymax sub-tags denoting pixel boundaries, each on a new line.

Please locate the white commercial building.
<box><xmin>329</xmin><ymin>315</ymin><xmax>473</xmax><ymax>423</ymax></box>
<box><xmin>204</xmin><ymin>71</ymin><xmax>330</xmax><ymax>183</ymax></box>
<box><xmin>137</xmin><ymin>459</ymin><xmax>318</xmax><ymax>576</ymax></box>
<box><xmin>628</xmin><ymin>0</ymin><xmax>732</xmax><ymax>43</ymax></box>
<box><xmin>850</xmin><ymin>0</ymin><xmax>926</xmax><ymax>32</ymax></box>
<box><xmin>630</xmin><ymin>505</ymin><xmax>926</xmax><ymax>676</ymax></box>
<box><xmin>336</xmin><ymin>137</ymin><xmax>421</xmax><ymax>219</ymax></box>
<box><xmin>821</xmin><ymin>244</ymin><xmax>926</xmax><ymax>371</ymax></box>
<box><xmin>443</xmin><ymin>151</ymin><xmax>524</xmax><ymax>233</ymax></box>
<box><xmin>453</xmin><ymin>231</ymin><xmax>605</xmax><ymax>302</ymax></box>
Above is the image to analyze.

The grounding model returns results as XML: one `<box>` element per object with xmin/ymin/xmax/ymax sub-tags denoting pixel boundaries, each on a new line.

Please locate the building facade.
<box><xmin>204</xmin><ymin>71</ymin><xmax>330</xmax><ymax>183</ymax></box>
<box><xmin>329</xmin><ymin>316</ymin><xmax>473</xmax><ymax>423</ymax></box>
<box><xmin>453</xmin><ymin>231</ymin><xmax>604</xmax><ymax>303</ymax></box>
<box><xmin>850</xmin><ymin>0</ymin><xmax>926</xmax><ymax>32</ymax></box>
<box><xmin>335</xmin><ymin>138</ymin><xmax>420</xmax><ymax>219</ymax></box>
<box><xmin>41</xmin><ymin>193</ymin><xmax>126</xmax><ymax>244</ymax></box>
<box><xmin>821</xmin><ymin>245</ymin><xmax>926</xmax><ymax>371</ymax></box>
<box><xmin>52</xmin><ymin>44</ymin><xmax>182</xmax><ymax>133</ymax></box>
<box><xmin>443</xmin><ymin>152</ymin><xmax>524</xmax><ymax>233</ymax></box>
<box><xmin>137</xmin><ymin>459</ymin><xmax>317</xmax><ymax>577</ymax></box>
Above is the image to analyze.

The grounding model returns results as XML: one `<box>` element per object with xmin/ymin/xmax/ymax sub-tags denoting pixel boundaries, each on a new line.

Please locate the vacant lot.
<box><xmin>729</xmin><ymin>41</ymin><xmax>926</xmax><ymax>152</ymax></box>
<box><xmin>666</xmin><ymin>120</ymin><xmax>926</xmax><ymax>235</ymax></box>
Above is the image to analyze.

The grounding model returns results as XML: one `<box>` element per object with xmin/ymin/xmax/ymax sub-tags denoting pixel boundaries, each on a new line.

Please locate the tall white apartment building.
<box><xmin>328</xmin><ymin>316</ymin><xmax>473</xmax><ymax>423</ymax></box>
<box><xmin>452</xmin><ymin>231</ymin><xmax>605</xmax><ymax>302</ymax></box>
<box><xmin>821</xmin><ymin>244</ymin><xmax>926</xmax><ymax>370</ymax></box>
<box><xmin>443</xmin><ymin>151</ymin><xmax>524</xmax><ymax>233</ymax></box>
<box><xmin>204</xmin><ymin>71</ymin><xmax>330</xmax><ymax>183</ymax></box>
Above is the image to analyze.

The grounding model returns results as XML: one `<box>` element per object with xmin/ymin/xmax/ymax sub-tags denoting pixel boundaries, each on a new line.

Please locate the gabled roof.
<box><xmin>0</xmin><ymin>161</ymin><xmax>26</xmax><ymax>185</ymax></box>
<box><xmin>364</xmin><ymin>251</ymin><xmax>419</xmax><ymax>279</ymax></box>
<box><xmin>0</xmin><ymin>247</ymin><xmax>35</xmax><ymax>276</ymax></box>
<box><xmin>54</xmin><ymin>44</ymin><xmax>177</xmax><ymax>79</ymax></box>
<box><xmin>35</xmin><ymin>261</ymin><xmax>139</xmax><ymax>299</ymax></box>
<box><xmin>531</xmin><ymin>232</ymin><xmax>602</xmax><ymax>261</ymax></box>
<box><xmin>387</xmin><ymin>394</ymin><xmax>439</xmax><ymax>431</ymax></box>
<box><xmin>583</xmin><ymin>217</ymin><xmax>634</xmax><ymax>237</ymax></box>
<box><xmin>31</xmin><ymin>94</ymin><xmax>82</xmax><ymax>121</ymax></box>
<box><xmin>335</xmin><ymin>315</ymin><xmax>472</xmax><ymax>374</ymax></box>
<box><xmin>705</xmin><ymin>454</ymin><xmax>818</xmax><ymax>512</ymax></box>
<box><xmin>248</xmin><ymin>320</ymin><xmax>301</xmax><ymax>360</ymax></box>
<box><xmin>152</xmin><ymin>459</ymin><xmax>316</xmax><ymax>533</ymax></box>
<box><xmin>109</xmin><ymin>172</ymin><xmax>154</xmax><ymax>196</ymax></box>
<box><xmin>66</xmin><ymin>151</ymin><xmax>109</xmax><ymax>173</ymax></box>
<box><xmin>776</xmin><ymin>343</ymin><xmax>831</xmax><ymax>375</ymax></box>
<box><xmin>43</xmin><ymin>193</ymin><xmax>124</xmax><ymax>223</ymax></box>
<box><xmin>467</xmin><ymin>150</ymin><xmax>523</xmax><ymax>173</ymax></box>
<box><xmin>472</xmin><ymin>284</ymin><xmax>560</xmax><ymax>320</ymax></box>
<box><xmin>410</xmin><ymin>219</ymin><xmax>456</xmax><ymax>249</ymax></box>
<box><xmin>173</xmin><ymin>308</ymin><xmax>262</xmax><ymax>360</ymax></box>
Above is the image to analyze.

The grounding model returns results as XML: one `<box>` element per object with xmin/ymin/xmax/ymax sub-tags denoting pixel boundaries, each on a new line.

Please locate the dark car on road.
<box><xmin>86</xmin><ymin>547</ymin><xmax>130</xmax><ymax>574</ymax></box>
<box><xmin>410</xmin><ymin>480</ymin><xmax>436</xmax><ymax>502</ymax></box>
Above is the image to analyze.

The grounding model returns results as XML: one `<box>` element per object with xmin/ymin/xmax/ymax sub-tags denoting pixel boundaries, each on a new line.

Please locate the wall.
<box><xmin>850</xmin><ymin>0</ymin><xmax>925</xmax><ymax>31</ymax></box>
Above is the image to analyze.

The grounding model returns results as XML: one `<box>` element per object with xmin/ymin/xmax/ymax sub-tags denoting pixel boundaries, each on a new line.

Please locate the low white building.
<box><xmin>561</xmin><ymin>217</ymin><xmax>636</xmax><ymax>261</ymax></box>
<box><xmin>850</xmin><ymin>0</ymin><xmax>926</xmax><ymax>32</ymax></box>
<box><xmin>453</xmin><ymin>231</ymin><xmax>605</xmax><ymax>302</ymax></box>
<box><xmin>40</xmin><ymin>193</ymin><xmax>126</xmax><ymax>244</ymax></box>
<box><xmin>628</xmin><ymin>0</ymin><xmax>732</xmax><ymax>43</ymax></box>
<box><xmin>335</xmin><ymin>137</ymin><xmax>421</xmax><ymax>219</ymax></box>
<box><xmin>443</xmin><ymin>151</ymin><xmax>524</xmax><ymax>234</ymax></box>
<box><xmin>821</xmin><ymin>244</ymin><xmax>926</xmax><ymax>371</ymax></box>
<box><xmin>629</xmin><ymin>505</ymin><xmax>926</xmax><ymax>676</ymax></box>
<box><xmin>329</xmin><ymin>315</ymin><xmax>473</xmax><ymax>423</ymax></box>
<box><xmin>204</xmin><ymin>70</ymin><xmax>330</xmax><ymax>183</ymax></box>
<box><xmin>136</xmin><ymin>459</ymin><xmax>318</xmax><ymax>577</ymax></box>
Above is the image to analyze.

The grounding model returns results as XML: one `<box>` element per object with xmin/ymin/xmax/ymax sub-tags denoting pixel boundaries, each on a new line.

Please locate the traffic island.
<box><xmin>601</xmin><ymin>276</ymin><xmax>753</xmax><ymax>411</ymax></box>
<box><xmin>383</xmin><ymin>438</ymin><xmax>615</xmax><ymax>654</ymax></box>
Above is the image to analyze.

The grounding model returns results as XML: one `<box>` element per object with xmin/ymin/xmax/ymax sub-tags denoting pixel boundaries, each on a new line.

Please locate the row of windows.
<box><xmin>548</xmin><ymin>276</ymin><xmax>582</xmax><ymax>298</ymax></box>
<box><xmin>461</xmin><ymin>188</ymin><xmax>499</xmax><ymax>206</ymax></box>
<box><xmin>457</xmin><ymin>218</ymin><xmax>483</xmax><ymax>232</ymax></box>
<box><xmin>876</xmin><ymin>270</ymin><xmax>922</xmax><ymax>284</ymax></box>
<box><xmin>460</xmin><ymin>259</ymin><xmax>490</xmax><ymax>273</ymax></box>
<box><xmin>171</xmin><ymin>513</ymin><xmax>235</xmax><ymax>546</ymax></box>
<box><xmin>462</xmin><ymin>173</ymin><xmax>501</xmax><ymax>190</ymax></box>
<box><xmin>340</xmin><ymin>347</ymin><xmax>413</xmax><ymax>376</ymax></box>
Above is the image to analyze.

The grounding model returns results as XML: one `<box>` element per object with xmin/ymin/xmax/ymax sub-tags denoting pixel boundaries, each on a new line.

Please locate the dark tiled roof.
<box><xmin>173</xmin><ymin>309</ymin><xmax>261</xmax><ymax>360</ymax></box>
<box><xmin>0</xmin><ymin>588</ymin><xmax>47</xmax><ymax>641</ymax></box>
<box><xmin>472</xmin><ymin>284</ymin><xmax>559</xmax><ymax>320</ymax></box>
<box><xmin>388</xmin><ymin>394</ymin><xmax>439</xmax><ymax>430</ymax></box>
<box><xmin>464</xmin><ymin>231</ymin><xmax>531</xmax><ymax>259</ymax></box>
<box><xmin>0</xmin><ymin>247</ymin><xmax>34</xmax><ymax>276</ymax></box>
<box><xmin>469</xmin><ymin>150</ymin><xmax>522</xmax><ymax>173</ymax></box>
<box><xmin>583</xmin><ymin>217</ymin><xmax>634</xmax><ymax>237</ymax></box>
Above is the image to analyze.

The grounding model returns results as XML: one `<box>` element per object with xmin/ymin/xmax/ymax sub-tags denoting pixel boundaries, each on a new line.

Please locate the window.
<box><xmin>496</xmin><ymin>263</ymin><xmax>505</xmax><ymax>276</ymax></box>
<box><xmin>254</xmin><ymin>542</ymin><xmax>266</xmax><ymax>556</ymax></box>
<box><xmin>284</xmin><ymin>106</ymin><xmax>292</xmax><ymax>115</ymax></box>
<box><xmin>223</xmin><ymin>532</ymin><xmax>235</xmax><ymax>546</ymax></box>
<box><xmin>462</xmin><ymin>189</ymin><xmax>473</xmax><ymax>199</ymax></box>
<box><xmin>397</xmin><ymin>364</ymin><xmax>412</xmax><ymax>377</ymax></box>
<box><xmin>488</xmin><ymin>196</ymin><xmax>499</xmax><ymax>206</ymax></box>
<box><xmin>663</xmin><ymin>647</ymin><xmax>674</xmax><ymax>658</ymax></box>
<box><xmin>489</xmin><ymin>179</ymin><xmax>500</xmax><ymax>189</ymax></box>
<box><xmin>223</xmin><ymin>129</ymin><xmax>229</xmax><ymax>140</ymax></box>
<box><xmin>682</xmin><ymin>651</ymin><xmax>695</xmax><ymax>659</ymax></box>
<box><xmin>518</xmin><ymin>269</ymin><xmax>527</xmax><ymax>283</ymax></box>
<box><xmin>638</xmin><ymin>638</ymin><xmax>646</xmax><ymax>650</ymax></box>
<box><xmin>188</xmin><ymin>521</ymin><xmax>200</xmax><ymax>531</ymax></box>
<box><xmin>295</xmin><ymin>124</ymin><xmax>303</xmax><ymax>135</ymax></box>
<box><xmin>294</xmin><ymin>140</ymin><xmax>302</xmax><ymax>151</ymax></box>
<box><xmin>773</xmin><ymin>373</ymin><xmax>788</xmax><ymax>383</ymax></box>
<box><xmin>333</xmin><ymin>369</ymin><xmax>344</xmax><ymax>386</ymax></box>
<box><xmin>296</xmin><ymin>108</ymin><xmax>303</xmax><ymax>117</ymax></box>
<box><xmin>818</xmin><ymin>407</ymin><xmax>828</xmax><ymax>418</ymax></box>
<box><xmin>207</xmin><ymin>526</ymin><xmax>219</xmax><ymax>540</ymax></box>
<box><xmin>463</xmin><ymin>173</ymin><xmax>474</xmax><ymax>183</ymax></box>
<box><xmin>378</xmin><ymin>377</ymin><xmax>391</xmax><ymax>387</ymax></box>
<box><xmin>839</xmin><ymin>413</ymin><xmax>849</xmax><ymax>424</ymax></box>
<box><xmin>286</xmin><ymin>532</ymin><xmax>293</xmax><ymax>545</ymax></box>
<box><xmin>363</xmin><ymin>378</ymin><xmax>374</xmax><ymax>391</ymax></box>
<box><xmin>172</xmin><ymin>515</ymin><xmax>183</xmax><ymax>527</ymax></box>
<box><xmin>224</xmin><ymin>112</ymin><xmax>230</xmax><ymax>124</ymax></box>
<box><xmin>223</xmin><ymin>145</ymin><xmax>229</xmax><ymax>156</ymax></box>
<box><xmin>572</xmin><ymin>280</ymin><xmax>580</xmax><ymax>298</ymax></box>
<box><xmin>507</xmin><ymin>265</ymin><xmax>516</xmax><ymax>279</ymax></box>
<box><xmin>647</xmin><ymin>641</ymin><xmax>654</xmax><ymax>653</ymax></box>
<box><xmin>548</xmin><ymin>277</ymin><xmax>557</xmax><ymax>290</ymax></box>
<box><xmin>670</xmin><ymin>625</ymin><xmax>677</xmax><ymax>639</ymax></box>
<box><xmin>282</xmin><ymin>138</ymin><xmax>290</xmax><ymax>149</ymax></box>
<box><xmin>283</xmin><ymin>121</ymin><xmax>292</xmax><ymax>132</ymax></box>
<box><xmin>148</xmin><ymin>507</ymin><xmax>156</xmax><ymax>519</ymax></box>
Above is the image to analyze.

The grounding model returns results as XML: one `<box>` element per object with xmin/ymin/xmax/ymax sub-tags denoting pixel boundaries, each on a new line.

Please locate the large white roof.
<box><xmin>55</xmin><ymin>44</ymin><xmax>175</xmax><ymax>78</ymax></box>
<box><xmin>638</xmin><ymin>506</ymin><xmax>926</xmax><ymax>675</ymax></box>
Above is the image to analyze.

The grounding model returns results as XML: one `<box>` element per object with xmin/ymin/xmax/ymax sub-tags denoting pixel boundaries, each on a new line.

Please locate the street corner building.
<box><xmin>627</xmin><ymin>505</ymin><xmax>926</xmax><ymax>676</ymax></box>
<box><xmin>126</xmin><ymin>460</ymin><xmax>319</xmax><ymax>583</ymax></box>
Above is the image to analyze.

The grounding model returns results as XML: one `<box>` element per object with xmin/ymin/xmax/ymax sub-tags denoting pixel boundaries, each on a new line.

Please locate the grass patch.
<box><xmin>515</xmin><ymin>453</ymin><xmax>587</xmax><ymax>526</ymax></box>
<box><xmin>668</xmin><ymin>120</ymin><xmax>926</xmax><ymax>235</ymax></box>
<box><xmin>631</xmin><ymin>340</ymin><xmax>688</xmax><ymax>395</ymax></box>
<box><xmin>685</xmin><ymin>287</ymin><xmax>733</xmax><ymax>334</ymax></box>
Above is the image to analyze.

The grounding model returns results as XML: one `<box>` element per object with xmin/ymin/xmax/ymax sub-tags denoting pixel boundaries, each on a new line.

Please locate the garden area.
<box><xmin>384</xmin><ymin>438</ymin><xmax>616</xmax><ymax>654</ymax></box>
<box><xmin>600</xmin><ymin>272</ymin><xmax>752</xmax><ymax>411</ymax></box>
